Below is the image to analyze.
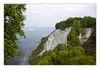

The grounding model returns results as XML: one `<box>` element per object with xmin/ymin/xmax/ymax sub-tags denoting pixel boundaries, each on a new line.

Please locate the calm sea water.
<box><xmin>9</xmin><ymin>27</ymin><xmax>54</xmax><ymax>65</ymax></box>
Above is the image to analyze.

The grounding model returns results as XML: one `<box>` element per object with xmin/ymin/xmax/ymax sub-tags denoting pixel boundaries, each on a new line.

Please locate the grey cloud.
<box><xmin>24</xmin><ymin>4</ymin><xmax>96</xmax><ymax>27</ymax></box>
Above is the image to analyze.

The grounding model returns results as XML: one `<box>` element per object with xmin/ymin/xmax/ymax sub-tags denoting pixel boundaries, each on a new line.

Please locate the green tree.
<box><xmin>65</xmin><ymin>18</ymin><xmax>75</xmax><ymax>27</ymax></box>
<box><xmin>37</xmin><ymin>56</ymin><xmax>53</xmax><ymax>65</ymax></box>
<box><xmin>74</xmin><ymin>17</ymin><xmax>82</xmax><ymax>20</ymax></box>
<box><xmin>72</xmin><ymin>20</ymin><xmax>85</xmax><ymax>35</ymax></box>
<box><xmin>4</xmin><ymin>4</ymin><xmax>26</xmax><ymax>64</ymax></box>
<box><xmin>55</xmin><ymin>18</ymin><xmax>75</xmax><ymax>30</ymax></box>
<box><xmin>51</xmin><ymin>52</ymin><xmax>57</xmax><ymax>64</ymax></box>
<box><xmin>55</xmin><ymin>21</ymin><xmax>66</xmax><ymax>30</ymax></box>
<box><xmin>80</xmin><ymin>16</ymin><xmax>96</xmax><ymax>28</ymax></box>
<box><xmin>58</xmin><ymin>51</ymin><xmax>68</xmax><ymax>64</ymax></box>
<box><xmin>55</xmin><ymin>22</ymin><xmax>59</xmax><ymax>29</ymax></box>
<box><xmin>67</xmin><ymin>30</ymin><xmax>80</xmax><ymax>47</ymax></box>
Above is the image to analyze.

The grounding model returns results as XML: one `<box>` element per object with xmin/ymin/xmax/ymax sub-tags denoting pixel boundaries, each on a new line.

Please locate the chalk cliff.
<box><xmin>79</xmin><ymin>28</ymin><xmax>93</xmax><ymax>44</ymax></box>
<box><xmin>39</xmin><ymin>27</ymin><xmax>71</xmax><ymax>56</ymax></box>
<box><xmin>39</xmin><ymin>27</ymin><xmax>93</xmax><ymax>56</ymax></box>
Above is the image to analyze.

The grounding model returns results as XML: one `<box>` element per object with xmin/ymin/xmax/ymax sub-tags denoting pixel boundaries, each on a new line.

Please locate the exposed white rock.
<box><xmin>79</xmin><ymin>28</ymin><xmax>93</xmax><ymax>44</ymax></box>
<box><xmin>39</xmin><ymin>27</ymin><xmax>93</xmax><ymax>56</ymax></box>
<box><xmin>39</xmin><ymin>27</ymin><xmax>71</xmax><ymax>56</ymax></box>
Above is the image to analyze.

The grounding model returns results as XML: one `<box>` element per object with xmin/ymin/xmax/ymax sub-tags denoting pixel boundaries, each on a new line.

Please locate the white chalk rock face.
<box><xmin>39</xmin><ymin>27</ymin><xmax>71</xmax><ymax>56</ymax></box>
<box><xmin>39</xmin><ymin>27</ymin><xmax>93</xmax><ymax>56</ymax></box>
<box><xmin>79</xmin><ymin>28</ymin><xmax>93</xmax><ymax>44</ymax></box>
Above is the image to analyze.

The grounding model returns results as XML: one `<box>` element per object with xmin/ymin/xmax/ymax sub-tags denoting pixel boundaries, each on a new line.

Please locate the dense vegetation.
<box><xmin>55</xmin><ymin>16</ymin><xmax>96</xmax><ymax>30</ymax></box>
<box><xmin>29</xmin><ymin>16</ymin><xmax>96</xmax><ymax>65</ymax></box>
<box><xmin>4</xmin><ymin>4</ymin><xmax>26</xmax><ymax>64</ymax></box>
<box><xmin>28</xmin><ymin>36</ymin><xmax>49</xmax><ymax>64</ymax></box>
<box><xmin>34</xmin><ymin>44</ymin><xmax>95</xmax><ymax>65</ymax></box>
<box><xmin>67</xmin><ymin>20</ymin><xmax>83</xmax><ymax>47</ymax></box>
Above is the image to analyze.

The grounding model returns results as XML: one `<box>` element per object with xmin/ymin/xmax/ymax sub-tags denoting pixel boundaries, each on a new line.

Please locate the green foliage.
<box><xmin>65</xmin><ymin>18</ymin><xmax>75</xmax><ymax>27</ymax></box>
<box><xmin>67</xmin><ymin>30</ymin><xmax>80</xmax><ymax>47</ymax></box>
<box><xmin>28</xmin><ymin>56</ymin><xmax>35</xmax><ymax>64</ymax></box>
<box><xmin>56</xmin><ymin>44</ymin><xmax>63</xmax><ymax>51</ymax></box>
<box><xmin>51</xmin><ymin>52</ymin><xmax>57</xmax><ymax>63</ymax></box>
<box><xmin>32</xmin><ymin>36</ymin><xmax>48</xmax><ymax>56</ymax></box>
<box><xmin>71</xmin><ymin>46</ymin><xmax>85</xmax><ymax>56</ymax></box>
<box><xmin>41</xmin><ymin>37</ymin><xmax>46</xmax><ymax>41</ymax></box>
<box><xmin>80</xmin><ymin>16</ymin><xmax>96</xmax><ymax>28</ymax></box>
<box><xmin>67</xmin><ymin>20</ymin><xmax>86</xmax><ymax>47</ymax></box>
<box><xmin>52</xmin><ymin>44</ymin><xmax>64</xmax><ymax>54</ymax></box>
<box><xmin>65</xmin><ymin>46</ymin><xmax>95</xmax><ymax>65</ymax></box>
<box><xmin>37</xmin><ymin>56</ymin><xmax>53</xmax><ymax>65</ymax></box>
<box><xmin>55</xmin><ymin>21</ymin><xmax>66</xmax><ymax>30</ymax></box>
<box><xmin>55</xmin><ymin>18</ymin><xmax>75</xmax><ymax>30</ymax></box>
<box><xmin>74</xmin><ymin>17</ymin><xmax>82</xmax><ymax>20</ymax></box>
<box><xmin>4</xmin><ymin>4</ymin><xmax>26</xmax><ymax>64</ymax></box>
<box><xmin>29</xmin><ymin>16</ymin><xmax>96</xmax><ymax>65</ymax></box>
<box><xmin>58</xmin><ymin>51</ymin><xmax>68</xmax><ymax>64</ymax></box>
<box><xmin>28</xmin><ymin>36</ymin><xmax>49</xmax><ymax>64</ymax></box>
<box><xmin>72</xmin><ymin>20</ymin><xmax>85</xmax><ymax>35</ymax></box>
<box><xmin>35</xmin><ymin>50</ymin><xmax>57</xmax><ymax>65</ymax></box>
<box><xmin>62</xmin><ymin>44</ymin><xmax>68</xmax><ymax>51</ymax></box>
<box><xmin>55</xmin><ymin>16</ymin><xmax>96</xmax><ymax>31</ymax></box>
<box><xmin>33</xmin><ymin>44</ymin><xmax>96</xmax><ymax>65</ymax></box>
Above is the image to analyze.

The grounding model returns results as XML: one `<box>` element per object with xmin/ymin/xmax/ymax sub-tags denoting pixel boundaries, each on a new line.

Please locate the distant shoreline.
<box><xmin>23</xmin><ymin>53</ymin><xmax>31</xmax><ymax>65</ymax></box>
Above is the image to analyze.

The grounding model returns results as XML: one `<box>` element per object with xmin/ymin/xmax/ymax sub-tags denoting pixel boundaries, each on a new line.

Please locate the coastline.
<box><xmin>23</xmin><ymin>53</ymin><xmax>31</xmax><ymax>65</ymax></box>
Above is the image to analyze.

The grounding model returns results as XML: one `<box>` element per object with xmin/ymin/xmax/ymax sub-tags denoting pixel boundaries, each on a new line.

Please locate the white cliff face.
<box><xmin>79</xmin><ymin>28</ymin><xmax>93</xmax><ymax>44</ymax></box>
<box><xmin>39</xmin><ymin>27</ymin><xmax>71</xmax><ymax>56</ymax></box>
<box><xmin>39</xmin><ymin>27</ymin><xmax>93</xmax><ymax>56</ymax></box>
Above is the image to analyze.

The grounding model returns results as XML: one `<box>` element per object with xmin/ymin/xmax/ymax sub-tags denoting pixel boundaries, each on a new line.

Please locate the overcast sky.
<box><xmin>24</xmin><ymin>4</ymin><xmax>96</xmax><ymax>27</ymax></box>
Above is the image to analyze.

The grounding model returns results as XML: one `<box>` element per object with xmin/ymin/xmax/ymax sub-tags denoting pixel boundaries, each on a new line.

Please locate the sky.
<box><xmin>24</xmin><ymin>3</ymin><xmax>96</xmax><ymax>27</ymax></box>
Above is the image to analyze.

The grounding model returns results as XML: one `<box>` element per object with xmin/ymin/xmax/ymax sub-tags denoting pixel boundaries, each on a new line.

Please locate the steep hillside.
<box><xmin>28</xmin><ymin>16</ymin><xmax>96</xmax><ymax>65</ymax></box>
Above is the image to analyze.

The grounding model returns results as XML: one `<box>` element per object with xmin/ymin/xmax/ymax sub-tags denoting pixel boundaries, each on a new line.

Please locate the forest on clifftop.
<box><xmin>28</xmin><ymin>16</ymin><xmax>96</xmax><ymax>65</ymax></box>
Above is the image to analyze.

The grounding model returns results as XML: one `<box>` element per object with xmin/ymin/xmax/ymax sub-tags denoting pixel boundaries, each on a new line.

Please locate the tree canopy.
<box><xmin>4</xmin><ymin>4</ymin><xmax>26</xmax><ymax>64</ymax></box>
<box><xmin>32</xmin><ymin>44</ymin><xmax>96</xmax><ymax>65</ymax></box>
<box><xmin>28</xmin><ymin>16</ymin><xmax>96</xmax><ymax>65</ymax></box>
<box><xmin>55</xmin><ymin>16</ymin><xmax>96</xmax><ymax>30</ymax></box>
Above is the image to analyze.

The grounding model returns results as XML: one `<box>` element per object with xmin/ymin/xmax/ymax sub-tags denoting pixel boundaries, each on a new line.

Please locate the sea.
<box><xmin>8</xmin><ymin>27</ymin><xmax>55</xmax><ymax>65</ymax></box>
